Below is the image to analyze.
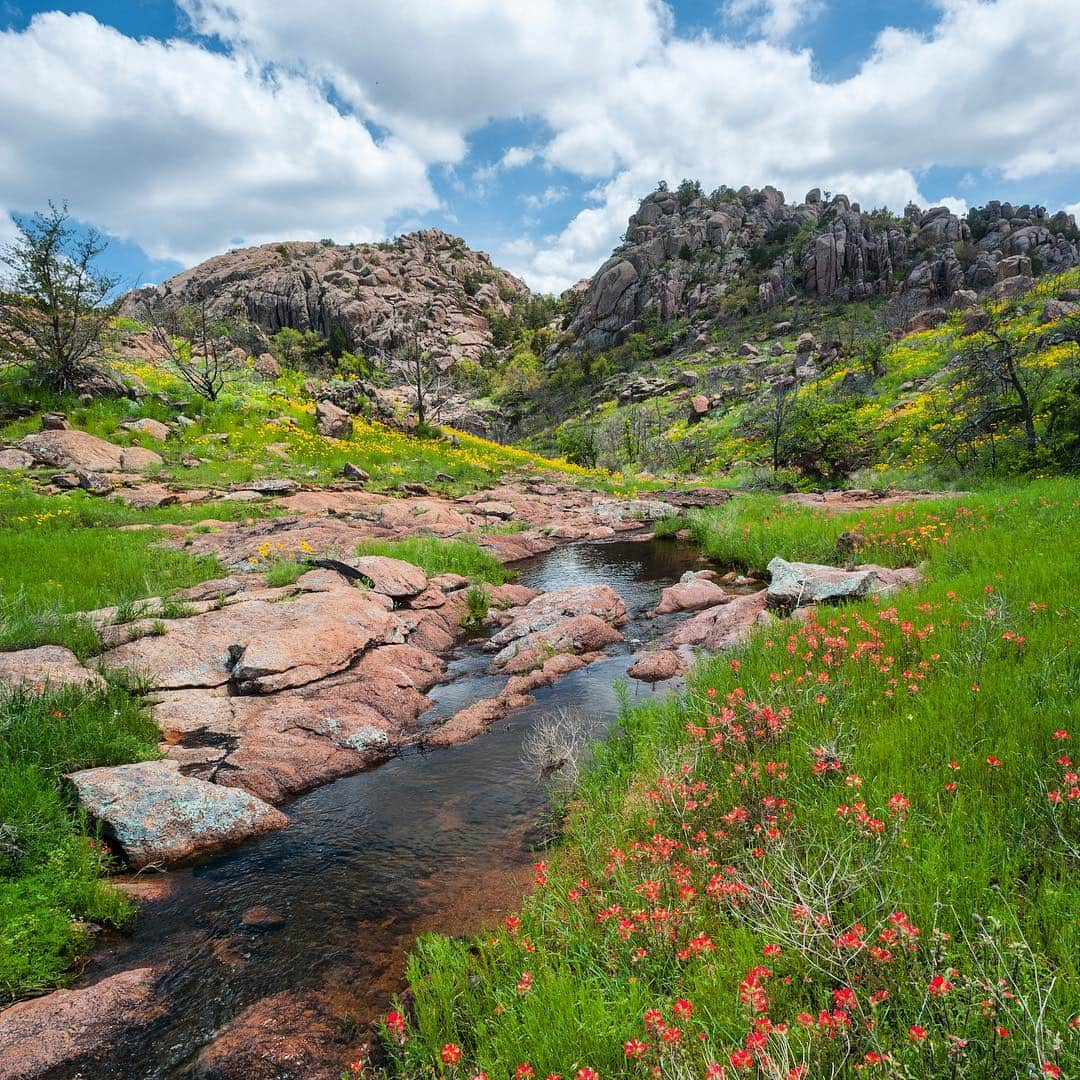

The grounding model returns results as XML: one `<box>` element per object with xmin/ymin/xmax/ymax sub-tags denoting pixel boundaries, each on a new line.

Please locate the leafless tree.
<box><xmin>145</xmin><ymin>299</ymin><xmax>239</xmax><ymax>402</ymax></box>
<box><xmin>388</xmin><ymin>312</ymin><xmax>443</xmax><ymax>428</ymax></box>
<box><xmin>768</xmin><ymin>377</ymin><xmax>795</xmax><ymax>473</ymax></box>
<box><xmin>0</xmin><ymin>202</ymin><xmax>120</xmax><ymax>390</ymax></box>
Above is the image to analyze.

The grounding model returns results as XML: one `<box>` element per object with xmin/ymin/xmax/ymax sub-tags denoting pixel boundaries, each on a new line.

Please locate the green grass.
<box><xmin>264</xmin><ymin>557</ymin><xmax>309</xmax><ymax>587</ymax></box>
<box><xmin>355</xmin><ymin>535</ymin><xmax>512</xmax><ymax>585</ymax></box>
<box><xmin>386</xmin><ymin>480</ymin><xmax>1080</xmax><ymax>1079</ymax></box>
<box><xmin>0</xmin><ymin>683</ymin><xmax>161</xmax><ymax>1001</ymax></box>
<box><xmin>0</xmin><ymin>475</ymin><xmax>223</xmax><ymax>654</ymax></box>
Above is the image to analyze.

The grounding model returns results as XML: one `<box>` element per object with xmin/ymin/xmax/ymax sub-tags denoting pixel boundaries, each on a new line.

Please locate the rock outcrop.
<box><xmin>0</xmin><ymin>968</ymin><xmax>165</xmax><ymax>1080</ymax></box>
<box><xmin>0</xmin><ymin>645</ymin><xmax>106</xmax><ymax>693</ymax></box>
<box><xmin>560</xmin><ymin>185</ymin><xmax>1079</xmax><ymax>352</ymax></box>
<box><xmin>122</xmin><ymin>229</ymin><xmax>529</xmax><ymax>370</ymax></box>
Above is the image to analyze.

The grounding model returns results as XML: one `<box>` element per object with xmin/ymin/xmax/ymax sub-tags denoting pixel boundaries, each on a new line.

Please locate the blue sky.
<box><xmin>1</xmin><ymin>1</ymin><xmax>1078</xmax><ymax>293</ymax></box>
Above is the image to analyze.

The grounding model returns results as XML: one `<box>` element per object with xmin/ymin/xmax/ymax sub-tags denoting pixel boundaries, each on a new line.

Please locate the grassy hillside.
<box><xmin>510</xmin><ymin>271</ymin><xmax>1080</xmax><ymax>490</ymax></box>
<box><xmin>385</xmin><ymin>481</ymin><xmax>1079</xmax><ymax>1078</ymax></box>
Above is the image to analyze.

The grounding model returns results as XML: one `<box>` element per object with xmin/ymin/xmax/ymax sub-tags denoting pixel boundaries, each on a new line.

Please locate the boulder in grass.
<box><xmin>766</xmin><ymin>556</ymin><xmax>920</xmax><ymax>609</ymax></box>
<box><xmin>17</xmin><ymin>429</ymin><xmax>163</xmax><ymax>471</ymax></box>
<box><xmin>67</xmin><ymin>759</ymin><xmax>287</xmax><ymax>867</ymax></box>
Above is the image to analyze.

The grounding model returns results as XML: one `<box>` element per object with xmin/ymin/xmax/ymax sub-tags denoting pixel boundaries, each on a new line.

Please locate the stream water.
<box><xmin>75</xmin><ymin>538</ymin><xmax>710</xmax><ymax>1078</ymax></box>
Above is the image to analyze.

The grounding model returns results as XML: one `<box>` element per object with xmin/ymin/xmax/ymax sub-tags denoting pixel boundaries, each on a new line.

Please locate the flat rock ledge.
<box><xmin>0</xmin><ymin>968</ymin><xmax>165</xmax><ymax>1080</ymax></box>
<box><xmin>0</xmin><ymin>645</ymin><xmax>106</xmax><ymax>693</ymax></box>
<box><xmin>67</xmin><ymin>760</ymin><xmax>288</xmax><ymax>868</ymax></box>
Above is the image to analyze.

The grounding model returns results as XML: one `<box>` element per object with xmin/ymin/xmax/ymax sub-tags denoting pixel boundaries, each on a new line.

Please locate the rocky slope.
<box><xmin>123</xmin><ymin>229</ymin><xmax>529</xmax><ymax>369</ymax></box>
<box><xmin>562</xmin><ymin>184</ymin><xmax>1080</xmax><ymax>351</ymax></box>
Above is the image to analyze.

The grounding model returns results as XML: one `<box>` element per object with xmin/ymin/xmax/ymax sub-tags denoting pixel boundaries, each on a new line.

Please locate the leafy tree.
<box><xmin>0</xmin><ymin>202</ymin><xmax>120</xmax><ymax>390</ymax></box>
<box><xmin>269</xmin><ymin>326</ymin><xmax>330</xmax><ymax>369</ymax></box>
<box><xmin>779</xmin><ymin>395</ymin><xmax>870</xmax><ymax>481</ymax></box>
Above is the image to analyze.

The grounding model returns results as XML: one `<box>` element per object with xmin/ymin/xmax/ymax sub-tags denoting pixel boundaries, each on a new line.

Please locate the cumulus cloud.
<box><xmin>936</xmin><ymin>196</ymin><xmax>970</xmax><ymax>217</ymax></box>
<box><xmin>504</xmin><ymin>0</ymin><xmax>1080</xmax><ymax>290</ymax></box>
<box><xmin>1065</xmin><ymin>202</ymin><xmax>1080</xmax><ymax>220</ymax></box>
<box><xmin>0</xmin><ymin>12</ymin><xmax>437</xmax><ymax>266</ymax></box>
<box><xmin>724</xmin><ymin>0</ymin><xmax>824</xmax><ymax>40</ymax></box>
<box><xmin>3</xmin><ymin>0</ymin><xmax>1080</xmax><ymax>292</ymax></box>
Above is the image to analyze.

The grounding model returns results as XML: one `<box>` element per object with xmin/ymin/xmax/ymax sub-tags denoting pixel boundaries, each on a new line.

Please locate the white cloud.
<box><xmin>180</xmin><ymin>0</ymin><xmax>671</xmax><ymax>162</ymax></box>
<box><xmin>936</xmin><ymin>196</ymin><xmax>970</xmax><ymax>217</ymax></box>
<box><xmin>3</xmin><ymin>0</ymin><xmax>1080</xmax><ymax>295</ymax></box>
<box><xmin>0</xmin><ymin>210</ymin><xmax>19</xmax><ymax>251</ymax></box>
<box><xmin>0</xmin><ymin>12</ymin><xmax>437</xmax><ymax>266</ymax></box>
<box><xmin>522</xmin><ymin>186</ymin><xmax>568</xmax><ymax>211</ymax></box>
<box><xmin>724</xmin><ymin>0</ymin><xmax>824</xmax><ymax>40</ymax></box>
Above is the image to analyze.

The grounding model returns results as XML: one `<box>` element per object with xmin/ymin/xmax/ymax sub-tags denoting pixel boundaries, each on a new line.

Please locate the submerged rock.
<box><xmin>67</xmin><ymin>759</ymin><xmax>287</xmax><ymax>867</ymax></box>
<box><xmin>0</xmin><ymin>968</ymin><xmax>165</xmax><ymax>1080</ymax></box>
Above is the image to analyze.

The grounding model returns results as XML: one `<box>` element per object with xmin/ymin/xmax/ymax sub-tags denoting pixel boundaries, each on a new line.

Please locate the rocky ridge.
<box><xmin>122</xmin><ymin>229</ymin><xmax>530</xmax><ymax>370</ymax></box>
<box><xmin>562</xmin><ymin>185</ymin><xmax>1080</xmax><ymax>352</ymax></box>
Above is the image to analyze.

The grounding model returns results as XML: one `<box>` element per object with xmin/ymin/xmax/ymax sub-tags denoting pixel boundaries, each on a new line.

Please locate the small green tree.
<box><xmin>0</xmin><ymin>202</ymin><xmax>120</xmax><ymax>390</ymax></box>
<box><xmin>269</xmin><ymin>326</ymin><xmax>329</xmax><ymax>369</ymax></box>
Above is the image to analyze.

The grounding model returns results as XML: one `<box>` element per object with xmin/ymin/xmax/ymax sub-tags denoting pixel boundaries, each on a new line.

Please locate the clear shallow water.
<box><xmin>73</xmin><ymin>539</ymin><xmax>709</xmax><ymax>1078</ymax></box>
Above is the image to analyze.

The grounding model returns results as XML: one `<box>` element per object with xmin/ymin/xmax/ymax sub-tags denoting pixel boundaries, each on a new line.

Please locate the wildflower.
<box><xmin>909</xmin><ymin>1025</ymin><xmax>927</xmax><ymax>1041</ymax></box>
<box><xmin>673</xmin><ymin>999</ymin><xmax>693</xmax><ymax>1020</ymax></box>
<box><xmin>515</xmin><ymin>1067</ymin><xmax>534</xmax><ymax>1079</ymax></box>
<box><xmin>986</xmin><ymin>756</ymin><xmax>1002</xmax><ymax>767</ymax></box>
<box><xmin>929</xmin><ymin>975</ymin><xmax>954</xmax><ymax>997</ymax></box>
<box><xmin>624</xmin><ymin>1038</ymin><xmax>648</xmax><ymax>1059</ymax></box>
<box><xmin>441</xmin><ymin>1044</ymin><xmax>463</xmax><ymax>1065</ymax></box>
<box><xmin>350</xmin><ymin>1060</ymin><xmax>364</xmax><ymax>1075</ymax></box>
<box><xmin>705</xmin><ymin>1066</ymin><xmax>726</xmax><ymax>1079</ymax></box>
<box><xmin>729</xmin><ymin>1049</ymin><xmax>754</xmax><ymax>1070</ymax></box>
<box><xmin>1042</xmin><ymin>1065</ymin><xmax>1062</xmax><ymax>1078</ymax></box>
<box><xmin>1052</xmin><ymin>730</ymin><xmax>1069</xmax><ymax>740</ymax></box>
<box><xmin>763</xmin><ymin>944</ymin><xmax>782</xmax><ymax>956</ymax></box>
<box><xmin>995</xmin><ymin>1027</ymin><xmax>1010</xmax><ymax>1038</ymax></box>
<box><xmin>576</xmin><ymin>1070</ymin><xmax>598</xmax><ymax>1080</ymax></box>
<box><xmin>384</xmin><ymin>1010</ymin><xmax>406</xmax><ymax>1042</ymax></box>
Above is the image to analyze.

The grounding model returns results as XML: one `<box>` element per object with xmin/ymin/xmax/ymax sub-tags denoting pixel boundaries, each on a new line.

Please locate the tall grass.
<box><xmin>355</xmin><ymin>535</ymin><xmax>512</xmax><ymax>585</ymax></box>
<box><xmin>386</xmin><ymin>480</ymin><xmax>1080</xmax><ymax>1079</ymax></box>
<box><xmin>0</xmin><ymin>684</ymin><xmax>160</xmax><ymax>1000</ymax></box>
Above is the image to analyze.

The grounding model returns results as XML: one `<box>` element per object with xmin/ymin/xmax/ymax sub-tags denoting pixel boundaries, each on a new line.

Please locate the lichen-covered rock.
<box><xmin>766</xmin><ymin>557</ymin><xmax>921</xmax><ymax>608</ymax></box>
<box><xmin>315</xmin><ymin>400</ymin><xmax>353</xmax><ymax>439</ymax></box>
<box><xmin>67</xmin><ymin>760</ymin><xmax>287</xmax><ymax>867</ymax></box>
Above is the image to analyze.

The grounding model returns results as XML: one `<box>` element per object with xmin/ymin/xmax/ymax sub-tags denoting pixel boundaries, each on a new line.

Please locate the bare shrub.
<box><xmin>521</xmin><ymin>707</ymin><xmax>603</xmax><ymax>789</ymax></box>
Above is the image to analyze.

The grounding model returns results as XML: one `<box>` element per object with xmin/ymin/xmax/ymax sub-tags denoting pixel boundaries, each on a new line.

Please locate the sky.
<box><xmin>1</xmin><ymin>0</ymin><xmax>1079</xmax><ymax>294</ymax></box>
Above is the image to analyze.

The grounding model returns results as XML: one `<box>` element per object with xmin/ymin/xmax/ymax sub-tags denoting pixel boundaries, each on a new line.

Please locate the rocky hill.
<box><xmin>562</xmin><ymin>183</ymin><xmax>1080</xmax><ymax>352</ymax></box>
<box><xmin>123</xmin><ymin>229</ymin><xmax>530</xmax><ymax>369</ymax></box>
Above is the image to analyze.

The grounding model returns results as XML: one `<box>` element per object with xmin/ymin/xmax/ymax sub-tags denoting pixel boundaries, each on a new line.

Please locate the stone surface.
<box><xmin>0</xmin><ymin>968</ymin><xmax>165</xmax><ymax>1080</ymax></box>
<box><xmin>669</xmin><ymin>590</ymin><xmax>768</xmax><ymax>651</ymax></box>
<box><xmin>0</xmin><ymin>645</ymin><xmax>106</xmax><ymax>692</ymax></box>
<box><xmin>766</xmin><ymin>557</ymin><xmax>921</xmax><ymax>608</ymax></box>
<box><xmin>68</xmin><ymin>759</ymin><xmax>287</xmax><ymax>867</ymax></box>
<box><xmin>192</xmin><ymin>989</ymin><xmax>351</xmax><ymax>1080</ymax></box>
<box><xmin>0</xmin><ymin>448</ymin><xmax>34</xmax><ymax>470</ymax></box>
<box><xmin>101</xmin><ymin>588</ymin><xmax>397</xmax><ymax>692</ymax></box>
<box><xmin>627</xmin><ymin>649</ymin><xmax>687</xmax><ymax>682</ymax></box>
<box><xmin>653</xmin><ymin>574</ymin><xmax>731</xmax><ymax>615</ymax></box>
<box><xmin>492</xmin><ymin>614</ymin><xmax>623</xmax><ymax>674</ymax></box>
<box><xmin>315</xmin><ymin>400</ymin><xmax>353</xmax><ymax>439</ymax></box>
<box><xmin>17</xmin><ymin>429</ymin><xmax>163</xmax><ymax>471</ymax></box>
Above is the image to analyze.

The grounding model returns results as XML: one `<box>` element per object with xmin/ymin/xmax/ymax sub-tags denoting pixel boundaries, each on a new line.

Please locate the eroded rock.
<box><xmin>766</xmin><ymin>557</ymin><xmax>921</xmax><ymax>608</ymax></box>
